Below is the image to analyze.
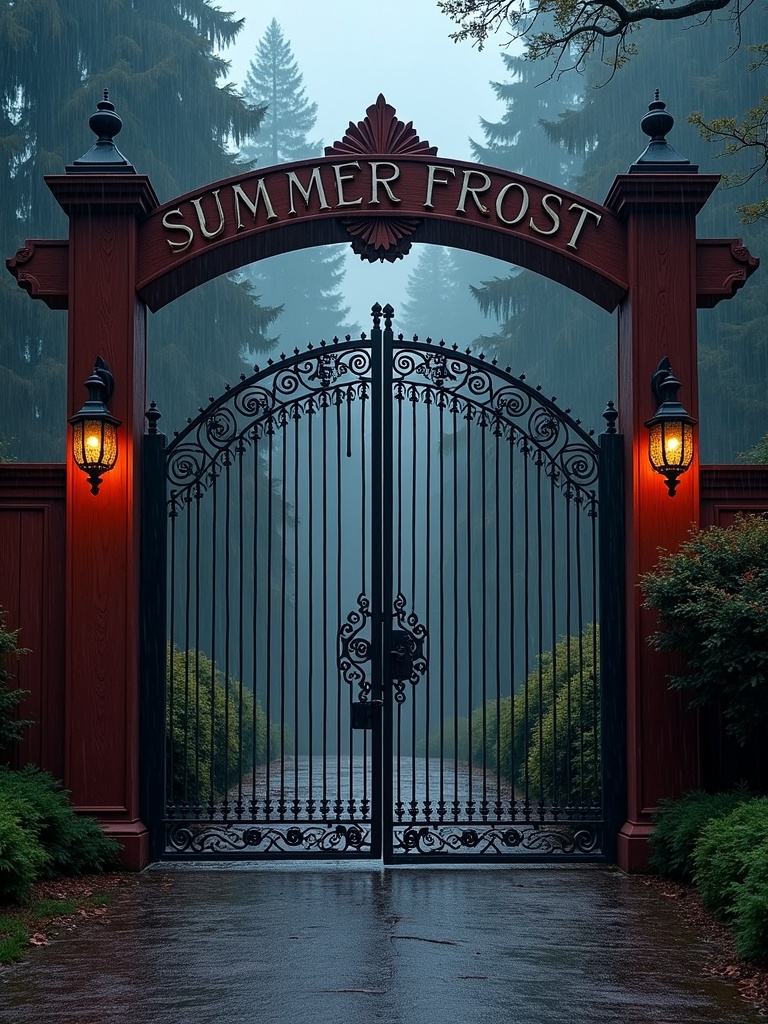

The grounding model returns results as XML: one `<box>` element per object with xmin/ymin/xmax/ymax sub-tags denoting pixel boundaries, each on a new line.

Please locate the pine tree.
<box><xmin>237</xmin><ymin>20</ymin><xmax>357</xmax><ymax>356</ymax></box>
<box><xmin>540</xmin><ymin>8</ymin><xmax>768</xmax><ymax>460</ymax></box>
<box><xmin>0</xmin><ymin>0</ymin><xmax>277</xmax><ymax>456</ymax></box>
<box><xmin>468</xmin><ymin>46</ymin><xmax>614</xmax><ymax>425</ymax></box>
<box><xmin>239</xmin><ymin>19</ymin><xmax>320</xmax><ymax>166</ymax></box>
<box><xmin>400</xmin><ymin>246</ymin><xmax>496</xmax><ymax>345</ymax></box>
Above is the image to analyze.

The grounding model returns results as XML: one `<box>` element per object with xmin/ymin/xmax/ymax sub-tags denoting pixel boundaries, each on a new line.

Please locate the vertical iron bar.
<box><xmin>265</xmin><ymin>422</ymin><xmax>274</xmax><ymax>819</ymax></box>
<box><xmin>465</xmin><ymin>412</ymin><xmax>474</xmax><ymax>820</ymax></box>
<box><xmin>293</xmin><ymin>405</ymin><xmax>301</xmax><ymax>819</ymax></box>
<box><xmin>370</xmin><ymin>308</ymin><xmax>385</xmax><ymax>859</ymax></box>
<box><xmin>140</xmin><ymin>426</ymin><xmax>167</xmax><ymax>861</ymax></box>
<box><xmin>236</xmin><ymin>444</ymin><xmax>244</xmax><ymax>820</ymax></box>
<box><xmin>307</xmin><ymin>393</ymin><xmax>315</xmax><ymax>818</ymax></box>
<box><xmin>381</xmin><ymin>307</ymin><xmax>395</xmax><ymax>860</ymax></box>
<box><xmin>438</xmin><ymin>397</ymin><xmax>446</xmax><ymax>821</ymax></box>
<box><xmin>452</xmin><ymin>402</ymin><xmax>459</xmax><ymax>822</ymax></box>
<box><xmin>321</xmin><ymin>391</ymin><xmax>329</xmax><ymax>820</ymax></box>
<box><xmin>494</xmin><ymin>422</ymin><xmax>502</xmax><ymax>820</ymax></box>
<box><xmin>410</xmin><ymin>389</ymin><xmax>418</xmax><ymax>821</ymax></box>
<box><xmin>208</xmin><ymin>465</ymin><xmax>218</xmax><ymax>821</ymax></box>
<box><xmin>424</xmin><ymin>383</ymin><xmax>432</xmax><ymax>821</ymax></box>
<box><xmin>550</xmin><ymin>461</ymin><xmax>558</xmax><ymax>818</ymax></box>
<box><xmin>251</xmin><ymin>439</ymin><xmax>259</xmax><ymax>818</ymax></box>
<box><xmin>280</xmin><ymin>413</ymin><xmax>288</xmax><ymax>819</ymax></box>
<box><xmin>536</xmin><ymin>455</ymin><xmax>544</xmax><ymax>820</ymax></box>
<box><xmin>481</xmin><ymin>415</ymin><xmax>488</xmax><ymax>819</ymax></box>
<box><xmin>223</xmin><ymin>454</ymin><xmax>231</xmax><ymax>820</ymax></box>
<box><xmin>599</xmin><ymin>422</ymin><xmax>626</xmax><ymax>862</ymax></box>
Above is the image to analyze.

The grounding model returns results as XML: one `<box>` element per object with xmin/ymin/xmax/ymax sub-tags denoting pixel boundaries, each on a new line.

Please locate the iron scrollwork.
<box><xmin>393</xmin><ymin>823</ymin><xmax>599</xmax><ymax>856</ymax></box>
<box><xmin>337</xmin><ymin>593</ymin><xmax>372</xmax><ymax>701</ymax></box>
<box><xmin>165</xmin><ymin>340</ymin><xmax>372</xmax><ymax>499</ymax></box>
<box><xmin>391</xmin><ymin>593</ymin><xmax>427</xmax><ymax>703</ymax></box>
<box><xmin>393</xmin><ymin>342</ymin><xmax>600</xmax><ymax>502</ymax></box>
<box><xmin>167</xmin><ymin>822</ymin><xmax>370</xmax><ymax>855</ymax></box>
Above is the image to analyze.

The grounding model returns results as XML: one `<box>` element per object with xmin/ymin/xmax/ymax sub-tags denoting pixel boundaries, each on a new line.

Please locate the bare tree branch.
<box><xmin>438</xmin><ymin>0</ymin><xmax>748</xmax><ymax>72</ymax></box>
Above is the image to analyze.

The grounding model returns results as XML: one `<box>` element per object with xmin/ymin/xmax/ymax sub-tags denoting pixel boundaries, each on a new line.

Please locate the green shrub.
<box><xmin>649</xmin><ymin>789</ymin><xmax>748</xmax><ymax>882</ymax></box>
<box><xmin>0</xmin><ymin>798</ymin><xmax>48</xmax><ymax>904</ymax></box>
<box><xmin>0</xmin><ymin>766</ymin><xmax>119</xmax><ymax>881</ymax></box>
<box><xmin>731</xmin><ymin>843</ymin><xmax>768</xmax><ymax>962</ymax></box>
<box><xmin>496</xmin><ymin>624</ymin><xmax>600</xmax><ymax>807</ymax></box>
<box><xmin>641</xmin><ymin>516</ymin><xmax>768</xmax><ymax>745</ymax></box>
<box><xmin>693</xmin><ymin>797</ymin><xmax>768</xmax><ymax>920</ymax></box>
<box><xmin>0</xmin><ymin>609</ymin><xmax>31</xmax><ymax>753</ymax></box>
<box><xmin>167</xmin><ymin>645</ymin><xmax>272</xmax><ymax>806</ymax></box>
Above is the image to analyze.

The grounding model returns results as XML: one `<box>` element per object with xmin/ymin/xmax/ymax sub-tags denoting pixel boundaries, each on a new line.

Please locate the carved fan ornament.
<box><xmin>325</xmin><ymin>95</ymin><xmax>437</xmax><ymax>263</ymax></box>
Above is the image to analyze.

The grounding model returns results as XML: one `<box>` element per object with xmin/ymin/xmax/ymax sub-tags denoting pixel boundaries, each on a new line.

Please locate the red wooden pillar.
<box><xmin>46</xmin><ymin>96</ymin><xmax>158</xmax><ymax>870</ymax></box>
<box><xmin>605</xmin><ymin>99</ymin><xmax>719</xmax><ymax>871</ymax></box>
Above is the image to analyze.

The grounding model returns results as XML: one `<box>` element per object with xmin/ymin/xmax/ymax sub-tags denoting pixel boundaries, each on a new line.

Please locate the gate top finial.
<box><xmin>628</xmin><ymin>93</ymin><xmax>696</xmax><ymax>175</ymax></box>
<box><xmin>66</xmin><ymin>89</ymin><xmax>137</xmax><ymax>174</ymax></box>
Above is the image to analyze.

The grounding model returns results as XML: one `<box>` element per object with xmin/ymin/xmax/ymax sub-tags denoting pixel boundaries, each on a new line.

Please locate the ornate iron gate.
<box><xmin>140</xmin><ymin>303</ymin><xmax>625</xmax><ymax>862</ymax></box>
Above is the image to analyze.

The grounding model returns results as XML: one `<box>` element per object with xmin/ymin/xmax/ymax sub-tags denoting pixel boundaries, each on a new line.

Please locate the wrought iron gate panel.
<box><xmin>383</xmin><ymin>331</ymin><xmax>604</xmax><ymax>859</ymax></box>
<box><xmin>147</xmin><ymin>302</ymin><xmax>624</xmax><ymax>861</ymax></box>
<box><xmin>161</xmin><ymin>338</ymin><xmax>378</xmax><ymax>857</ymax></box>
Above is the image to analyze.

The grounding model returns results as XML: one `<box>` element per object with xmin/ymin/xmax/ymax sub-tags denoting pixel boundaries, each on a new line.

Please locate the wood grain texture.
<box><xmin>609</xmin><ymin>178</ymin><xmax>708</xmax><ymax>870</ymax></box>
<box><xmin>50</xmin><ymin>177</ymin><xmax>149</xmax><ymax>834</ymax></box>
<box><xmin>0</xmin><ymin>466</ymin><xmax>66</xmax><ymax>776</ymax></box>
<box><xmin>136</xmin><ymin>156</ymin><xmax>628</xmax><ymax>312</ymax></box>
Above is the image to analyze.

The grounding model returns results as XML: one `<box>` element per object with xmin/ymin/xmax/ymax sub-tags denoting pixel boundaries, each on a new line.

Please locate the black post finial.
<box><xmin>628</xmin><ymin>93</ymin><xmax>696</xmax><ymax>174</ymax></box>
<box><xmin>146</xmin><ymin>401</ymin><xmax>162</xmax><ymax>435</ymax></box>
<box><xmin>66</xmin><ymin>90</ymin><xmax>136</xmax><ymax>174</ymax></box>
<box><xmin>602</xmin><ymin>400</ymin><xmax>619</xmax><ymax>434</ymax></box>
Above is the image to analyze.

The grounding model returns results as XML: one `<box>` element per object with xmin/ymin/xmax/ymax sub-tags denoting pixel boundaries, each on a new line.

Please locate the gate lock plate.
<box><xmin>351</xmin><ymin>699</ymin><xmax>382</xmax><ymax>730</ymax></box>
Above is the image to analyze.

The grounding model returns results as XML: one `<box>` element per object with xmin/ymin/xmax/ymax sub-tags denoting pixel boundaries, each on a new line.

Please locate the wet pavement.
<box><xmin>1</xmin><ymin>864</ymin><xmax>761</xmax><ymax>1023</ymax></box>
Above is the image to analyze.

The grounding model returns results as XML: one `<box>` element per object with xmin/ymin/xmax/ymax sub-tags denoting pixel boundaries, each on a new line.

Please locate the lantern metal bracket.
<box><xmin>651</xmin><ymin>356</ymin><xmax>672</xmax><ymax>404</ymax></box>
<box><xmin>91</xmin><ymin>355</ymin><xmax>115</xmax><ymax>402</ymax></box>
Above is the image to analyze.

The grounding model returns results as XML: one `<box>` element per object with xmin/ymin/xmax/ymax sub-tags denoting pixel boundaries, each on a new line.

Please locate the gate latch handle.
<box><xmin>391</xmin><ymin>629</ymin><xmax>414</xmax><ymax>681</ymax></box>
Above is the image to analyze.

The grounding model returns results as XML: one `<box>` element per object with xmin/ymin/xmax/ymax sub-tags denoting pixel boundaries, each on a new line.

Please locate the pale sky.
<box><xmin>223</xmin><ymin>3</ymin><xmax>508</xmax><ymax>162</ymax></box>
<box><xmin>222</xmin><ymin>2</ymin><xmax>513</xmax><ymax>311</ymax></box>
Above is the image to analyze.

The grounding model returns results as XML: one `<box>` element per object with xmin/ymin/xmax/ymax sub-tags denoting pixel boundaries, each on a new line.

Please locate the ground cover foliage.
<box><xmin>0</xmin><ymin>611</ymin><xmax>119</xmax><ymax>907</ymax></box>
<box><xmin>646</xmin><ymin>513</ymin><xmax>768</xmax><ymax>965</ymax></box>
<box><xmin>651</xmin><ymin>791</ymin><xmax>768</xmax><ymax>964</ymax></box>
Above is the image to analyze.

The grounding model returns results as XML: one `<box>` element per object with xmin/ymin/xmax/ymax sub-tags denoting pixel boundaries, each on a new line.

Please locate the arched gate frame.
<box><xmin>7</xmin><ymin>94</ymin><xmax>758</xmax><ymax>870</ymax></box>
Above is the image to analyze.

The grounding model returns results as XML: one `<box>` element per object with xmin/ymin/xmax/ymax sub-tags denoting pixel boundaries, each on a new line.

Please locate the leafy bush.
<box><xmin>731</xmin><ymin>842</ymin><xmax>768</xmax><ymax>962</ymax></box>
<box><xmin>641</xmin><ymin>516</ymin><xmax>768</xmax><ymax>745</ymax></box>
<box><xmin>0</xmin><ymin>800</ymin><xmax>48</xmax><ymax>904</ymax></box>
<box><xmin>0</xmin><ymin>767</ymin><xmax>119</xmax><ymax>882</ymax></box>
<box><xmin>649</xmin><ymin>789</ymin><xmax>749</xmax><ymax>882</ymax></box>
<box><xmin>693</xmin><ymin>797</ymin><xmax>768</xmax><ymax>920</ymax></box>
<box><xmin>496</xmin><ymin>624</ymin><xmax>600</xmax><ymax>807</ymax></box>
<box><xmin>0</xmin><ymin>609</ymin><xmax>30</xmax><ymax>753</ymax></box>
<box><xmin>167</xmin><ymin>645</ymin><xmax>273</xmax><ymax>807</ymax></box>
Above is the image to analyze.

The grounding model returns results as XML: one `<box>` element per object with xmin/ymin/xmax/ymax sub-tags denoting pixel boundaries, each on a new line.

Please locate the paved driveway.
<box><xmin>0</xmin><ymin>865</ymin><xmax>760</xmax><ymax>1023</ymax></box>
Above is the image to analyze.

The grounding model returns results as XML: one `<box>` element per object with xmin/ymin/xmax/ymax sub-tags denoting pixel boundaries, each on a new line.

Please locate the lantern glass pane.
<box><xmin>681</xmin><ymin>422</ymin><xmax>694</xmax><ymax>470</ymax></box>
<box><xmin>72</xmin><ymin>419</ymin><xmax>117</xmax><ymax>471</ymax></box>
<box><xmin>648</xmin><ymin>422</ymin><xmax>665</xmax><ymax>470</ymax></box>
<box><xmin>662</xmin><ymin>421</ymin><xmax>685</xmax><ymax>468</ymax></box>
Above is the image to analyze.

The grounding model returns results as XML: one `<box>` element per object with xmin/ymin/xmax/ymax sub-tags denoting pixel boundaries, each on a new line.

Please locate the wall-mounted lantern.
<box><xmin>69</xmin><ymin>357</ymin><xmax>120</xmax><ymax>495</ymax></box>
<box><xmin>645</xmin><ymin>357</ymin><xmax>696</xmax><ymax>497</ymax></box>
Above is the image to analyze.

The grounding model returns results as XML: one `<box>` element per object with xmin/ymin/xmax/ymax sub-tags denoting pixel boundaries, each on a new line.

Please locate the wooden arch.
<box><xmin>5</xmin><ymin>92</ymin><xmax>759</xmax><ymax>873</ymax></box>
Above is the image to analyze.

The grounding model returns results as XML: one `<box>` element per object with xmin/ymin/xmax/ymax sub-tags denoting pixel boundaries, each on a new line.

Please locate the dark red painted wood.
<box><xmin>607</xmin><ymin>175</ymin><xmax>720</xmax><ymax>871</ymax></box>
<box><xmin>0</xmin><ymin>465</ymin><xmax>66</xmax><ymax>776</ymax></box>
<box><xmin>45</xmin><ymin>176</ymin><xmax>158</xmax><ymax>871</ymax></box>
<box><xmin>134</xmin><ymin>157</ymin><xmax>628</xmax><ymax>312</ymax></box>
